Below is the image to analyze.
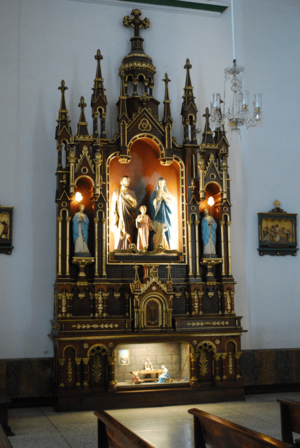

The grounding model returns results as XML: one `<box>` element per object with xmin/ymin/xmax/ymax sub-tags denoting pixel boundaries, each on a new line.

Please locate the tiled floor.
<box><xmin>7</xmin><ymin>391</ymin><xmax>300</xmax><ymax>448</ymax></box>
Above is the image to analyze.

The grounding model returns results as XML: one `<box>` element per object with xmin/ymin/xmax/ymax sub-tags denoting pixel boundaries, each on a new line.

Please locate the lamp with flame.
<box><xmin>208</xmin><ymin>196</ymin><xmax>215</xmax><ymax>207</ymax></box>
<box><xmin>75</xmin><ymin>192</ymin><xmax>83</xmax><ymax>202</ymax></box>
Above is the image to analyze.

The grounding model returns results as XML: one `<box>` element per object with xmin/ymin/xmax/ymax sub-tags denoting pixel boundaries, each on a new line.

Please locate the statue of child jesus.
<box><xmin>136</xmin><ymin>205</ymin><xmax>151</xmax><ymax>251</ymax></box>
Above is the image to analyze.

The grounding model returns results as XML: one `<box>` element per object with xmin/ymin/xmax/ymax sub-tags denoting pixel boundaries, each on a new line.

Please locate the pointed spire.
<box><xmin>162</xmin><ymin>73</ymin><xmax>173</xmax><ymax>125</ymax></box>
<box><xmin>76</xmin><ymin>96</ymin><xmax>89</xmax><ymax>137</ymax></box>
<box><xmin>55</xmin><ymin>80</ymin><xmax>72</xmax><ymax>140</ymax></box>
<box><xmin>91</xmin><ymin>49</ymin><xmax>107</xmax><ymax>107</ymax></box>
<box><xmin>118</xmin><ymin>70</ymin><xmax>128</xmax><ymax>122</ymax></box>
<box><xmin>182</xmin><ymin>59</ymin><xmax>196</xmax><ymax>109</ymax></box>
<box><xmin>202</xmin><ymin>107</ymin><xmax>214</xmax><ymax>144</ymax></box>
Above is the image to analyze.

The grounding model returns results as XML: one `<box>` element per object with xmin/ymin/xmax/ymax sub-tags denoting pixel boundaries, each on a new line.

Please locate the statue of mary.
<box><xmin>201</xmin><ymin>208</ymin><xmax>217</xmax><ymax>257</ymax></box>
<box><xmin>148</xmin><ymin>177</ymin><xmax>172</xmax><ymax>250</ymax></box>
<box><xmin>73</xmin><ymin>204</ymin><xmax>91</xmax><ymax>256</ymax></box>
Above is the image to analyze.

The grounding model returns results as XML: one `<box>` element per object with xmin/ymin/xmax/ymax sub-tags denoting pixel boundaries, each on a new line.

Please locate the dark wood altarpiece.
<box><xmin>50</xmin><ymin>9</ymin><xmax>245</xmax><ymax>411</ymax></box>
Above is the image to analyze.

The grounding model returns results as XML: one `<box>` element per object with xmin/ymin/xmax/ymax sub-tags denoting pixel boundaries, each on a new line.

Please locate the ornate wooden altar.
<box><xmin>51</xmin><ymin>9</ymin><xmax>245</xmax><ymax>411</ymax></box>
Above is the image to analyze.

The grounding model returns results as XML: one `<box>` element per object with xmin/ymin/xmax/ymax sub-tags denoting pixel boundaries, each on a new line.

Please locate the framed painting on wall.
<box><xmin>0</xmin><ymin>206</ymin><xmax>14</xmax><ymax>255</ymax></box>
<box><xmin>118</xmin><ymin>349</ymin><xmax>130</xmax><ymax>365</ymax></box>
<box><xmin>258</xmin><ymin>200</ymin><xmax>298</xmax><ymax>256</ymax></box>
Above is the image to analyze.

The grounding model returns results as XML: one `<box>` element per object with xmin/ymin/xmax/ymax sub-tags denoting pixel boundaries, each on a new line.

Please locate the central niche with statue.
<box><xmin>51</xmin><ymin>8</ymin><xmax>244</xmax><ymax>412</ymax></box>
<box><xmin>108</xmin><ymin>137</ymin><xmax>184</xmax><ymax>260</ymax></box>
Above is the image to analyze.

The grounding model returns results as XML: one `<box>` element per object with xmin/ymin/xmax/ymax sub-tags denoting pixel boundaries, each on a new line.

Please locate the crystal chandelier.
<box><xmin>210</xmin><ymin>0</ymin><xmax>263</xmax><ymax>136</ymax></box>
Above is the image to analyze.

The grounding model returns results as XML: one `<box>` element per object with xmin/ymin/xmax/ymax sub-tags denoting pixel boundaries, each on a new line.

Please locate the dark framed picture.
<box><xmin>0</xmin><ymin>206</ymin><xmax>14</xmax><ymax>254</ymax></box>
<box><xmin>258</xmin><ymin>201</ymin><xmax>298</xmax><ymax>256</ymax></box>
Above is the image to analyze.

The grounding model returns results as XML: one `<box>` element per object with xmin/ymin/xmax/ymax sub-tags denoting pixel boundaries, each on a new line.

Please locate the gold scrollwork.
<box><xmin>92</xmin><ymin>355</ymin><xmax>102</xmax><ymax>382</ymax></box>
<box><xmin>199</xmin><ymin>349</ymin><xmax>208</xmax><ymax>377</ymax></box>
<box><xmin>67</xmin><ymin>358</ymin><xmax>72</xmax><ymax>383</ymax></box>
<box><xmin>187</xmin><ymin>321</ymin><xmax>229</xmax><ymax>327</ymax></box>
<box><xmin>228</xmin><ymin>352</ymin><xmax>233</xmax><ymax>375</ymax></box>
<box><xmin>72</xmin><ymin>324</ymin><xmax>119</xmax><ymax>329</ymax></box>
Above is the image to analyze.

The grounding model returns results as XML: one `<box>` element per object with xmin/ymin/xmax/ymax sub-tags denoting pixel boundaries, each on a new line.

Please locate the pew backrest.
<box><xmin>188</xmin><ymin>408</ymin><xmax>295</xmax><ymax>448</ymax></box>
<box><xmin>0</xmin><ymin>424</ymin><xmax>12</xmax><ymax>448</ymax></box>
<box><xmin>278</xmin><ymin>399</ymin><xmax>300</xmax><ymax>445</ymax></box>
<box><xmin>94</xmin><ymin>410</ymin><xmax>156</xmax><ymax>448</ymax></box>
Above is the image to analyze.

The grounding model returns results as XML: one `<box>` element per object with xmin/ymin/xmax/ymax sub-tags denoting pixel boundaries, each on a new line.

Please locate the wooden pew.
<box><xmin>94</xmin><ymin>410</ymin><xmax>156</xmax><ymax>448</ymax></box>
<box><xmin>0</xmin><ymin>390</ymin><xmax>14</xmax><ymax>437</ymax></box>
<box><xmin>188</xmin><ymin>408</ymin><xmax>295</xmax><ymax>448</ymax></box>
<box><xmin>0</xmin><ymin>424</ymin><xmax>12</xmax><ymax>448</ymax></box>
<box><xmin>278</xmin><ymin>399</ymin><xmax>300</xmax><ymax>445</ymax></box>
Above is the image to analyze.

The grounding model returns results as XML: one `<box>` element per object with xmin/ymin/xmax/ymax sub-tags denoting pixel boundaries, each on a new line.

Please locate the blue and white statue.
<box><xmin>202</xmin><ymin>208</ymin><xmax>217</xmax><ymax>256</ymax></box>
<box><xmin>157</xmin><ymin>365</ymin><xmax>170</xmax><ymax>383</ymax></box>
<box><xmin>149</xmin><ymin>178</ymin><xmax>172</xmax><ymax>250</ymax></box>
<box><xmin>73</xmin><ymin>204</ymin><xmax>91</xmax><ymax>256</ymax></box>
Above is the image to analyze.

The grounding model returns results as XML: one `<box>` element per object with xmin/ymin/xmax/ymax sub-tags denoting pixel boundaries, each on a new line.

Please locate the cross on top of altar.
<box><xmin>123</xmin><ymin>9</ymin><xmax>150</xmax><ymax>37</ymax></box>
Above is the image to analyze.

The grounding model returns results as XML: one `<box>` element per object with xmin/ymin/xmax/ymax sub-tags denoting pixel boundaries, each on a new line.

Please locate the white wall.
<box><xmin>0</xmin><ymin>0</ymin><xmax>299</xmax><ymax>358</ymax></box>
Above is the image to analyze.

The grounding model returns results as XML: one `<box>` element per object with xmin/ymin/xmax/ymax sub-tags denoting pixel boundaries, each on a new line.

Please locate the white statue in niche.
<box><xmin>201</xmin><ymin>208</ymin><xmax>217</xmax><ymax>256</ymax></box>
<box><xmin>111</xmin><ymin>176</ymin><xmax>137</xmax><ymax>250</ymax></box>
<box><xmin>73</xmin><ymin>204</ymin><xmax>91</xmax><ymax>256</ymax></box>
<box><xmin>145</xmin><ymin>358</ymin><xmax>153</xmax><ymax>371</ymax></box>
<box><xmin>149</xmin><ymin>178</ymin><xmax>172</xmax><ymax>250</ymax></box>
<box><xmin>136</xmin><ymin>206</ymin><xmax>151</xmax><ymax>251</ymax></box>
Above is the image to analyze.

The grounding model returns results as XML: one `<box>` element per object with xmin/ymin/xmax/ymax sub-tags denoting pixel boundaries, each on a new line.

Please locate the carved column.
<box><xmin>89</xmin><ymin>293</ymin><xmax>94</xmax><ymax>317</ymax></box>
<box><xmin>75</xmin><ymin>358</ymin><xmax>82</xmax><ymax>387</ymax></box>
<box><xmin>227</xmin><ymin>221</ymin><xmax>232</xmax><ymax>275</ymax></box>
<box><xmin>220</xmin><ymin>220</ymin><xmax>226</xmax><ymax>275</ymax></box>
<box><xmin>190</xmin><ymin>353</ymin><xmax>199</xmax><ymax>384</ymax></box>
<box><xmin>103</xmin><ymin>292</ymin><xmax>109</xmax><ymax>317</ymax></box>
<box><xmin>82</xmin><ymin>358</ymin><xmax>90</xmax><ymax>388</ymax></box>
<box><xmin>198</xmin><ymin>291</ymin><xmax>203</xmax><ymax>315</ymax></box>
<box><xmin>66</xmin><ymin>293</ymin><xmax>73</xmax><ymax>317</ymax></box>
<box><xmin>107</xmin><ymin>356</ymin><xmax>117</xmax><ymax>392</ymax></box>
<box><xmin>101</xmin><ymin>112</ymin><xmax>106</xmax><ymax>138</ymax></box>
<box><xmin>92</xmin><ymin>111</ymin><xmax>99</xmax><ymax>137</ymax></box>
<box><xmin>66</xmin><ymin>217</ymin><xmax>71</xmax><ymax>276</ymax></box>
<box><xmin>125</xmin><ymin>293</ymin><xmax>129</xmax><ymax>317</ymax></box>
<box><xmin>198</xmin><ymin>155</ymin><xmax>206</xmax><ymax>200</ymax></box>
<box><xmin>132</xmin><ymin>78</ymin><xmax>138</xmax><ymax>96</ymax></box>
<box><xmin>94</xmin><ymin>152</ymin><xmax>101</xmax><ymax>196</ymax></box>
<box><xmin>185</xmin><ymin>292</ymin><xmax>190</xmax><ymax>315</ymax></box>
<box><xmin>95</xmin><ymin>292</ymin><xmax>103</xmax><ymax>318</ymax></box>
<box><xmin>58</xmin><ymin>358</ymin><xmax>66</xmax><ymax>387</ymax></box>
<box><xmin>57</xmin><ymin>217</ymin><xmax>63</xmax><ymax>276</ymax></box>
<box><xmin>94</xmin><ymin>217</ymin><xmax>99</xmax><ymax>276</ymax></box>
<box><xmin>221</xmin><ymin>157</ymin><xmax>228</xmax><ymax>200</ymax></box>
<box><xmin>230</xmin><ymin>290</ymin><xmax>236</xmax><ymax>315</ymax></box>
<box><xmin>235</xmin><ymin>352</ymin><xmax>242</xmax><ymax>379</ymax></box>
<box><xmin>187</xmin><ymin>220</ymin><xmax>193</xmax><ymax>276</ymax></box>
<box><xmin>68</xmin><ymin>149</ymin><xmax>76</xmax><ymax>196</ymax></box>
<box><xmin>221</xmin><ymin>353</ymin><xmax>228</xmax><ymax>380</ymax></box>
<box><xmin>195</xmin><ymin>220</ymin><xmax>200</xmax><ymax>277</ymax></box>
<box><xmin>57</xmin><ymin>143</ymin><xmax>62</xmax><ymax>169</ymax></box>
<box><xmin>102</xmin><ymin>218</ymin><xmax>107</xmax><ymax>277</ymax></box>
<box><xmin>213</xmin><ymin>353</ymin><xmax>222</xmax><ymax>381</ymax></box>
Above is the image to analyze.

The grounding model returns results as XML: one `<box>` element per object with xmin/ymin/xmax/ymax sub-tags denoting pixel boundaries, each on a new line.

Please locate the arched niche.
<box><xmin>199</xmin><ymin>181</ymin><xmax>221</xmax><ymax>224</ymax></box>
<box><xmin>107</xmin><ymin>137</ymin><xmax>183</xmax><ymax>254</ymax></box>
<box><xmin>69</xmin><ymin>176</ymin><xmax>95</xmax><ymax>276</ymax></box>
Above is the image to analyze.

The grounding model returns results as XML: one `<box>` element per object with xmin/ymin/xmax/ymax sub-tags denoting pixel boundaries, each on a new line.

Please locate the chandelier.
<box><xmin>210</xmin><ymin>0</ymin><xmax>263</xmax><ymax>136</ymax></box>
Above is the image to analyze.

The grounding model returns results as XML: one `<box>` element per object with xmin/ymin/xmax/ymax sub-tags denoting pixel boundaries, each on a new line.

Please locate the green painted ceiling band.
<box><xmin>123</xmin><ymin>0</ymin><xmax>227</xmax><ymax>13</ymax></box>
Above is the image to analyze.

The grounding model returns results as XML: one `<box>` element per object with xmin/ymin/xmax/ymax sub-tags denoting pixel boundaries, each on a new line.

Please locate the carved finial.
<box><xmin>184</xmin><ymin>59</ymin><xmax>192</xmax><ymax>71</ymax></box>
<box><xmin>79</xmin><ymin>96</ymin><xmax>87</xmax><ymax>110</ymax></box>
<box><xmin>163</xmin><ymin>73</ymin><xmax>170</xmax><ymax>84</ymax></box>
<box><xmin>273</xmin><ymin>199</ymin><xmax>281</xmax><ymax>208</ymax></box>
<box><xmin>95</xmin><ymin>49</ymin><xmax>103</xmax><ymax>62</ymax></box>
<box><xmin>123</xmin><ymin>9</ymin><xmax>150</xmax><ymax>37</ymax></box>
<box><xmin>58</xmin><ymin>80</ymin><xmax>68</xmax><ymax>93</ymax></box>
